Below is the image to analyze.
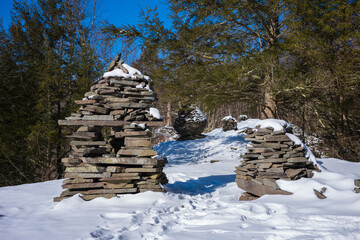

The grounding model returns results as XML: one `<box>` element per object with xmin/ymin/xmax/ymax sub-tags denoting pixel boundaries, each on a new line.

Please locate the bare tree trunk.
<box><xmin>166</xmin><ymin>101</ymin><xmax>171</xmax><ymax>126</ymax></box>
<box><xmin>261</xmin><ymin>74</ymin><xmax>277</xmax><ymax>119</ymax></box>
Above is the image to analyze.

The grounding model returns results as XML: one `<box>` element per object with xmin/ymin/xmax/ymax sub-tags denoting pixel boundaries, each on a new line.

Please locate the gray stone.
<box><xmin>221</xmin><ymin>116</ymin><xmax>238</xmax><ymax>132</ymax></box>
<box><xmin>236</xmin><ymin>178</ymin><xmax>292</xmax><ymax>197</ymax></box>
<box><xmin>354</xmin><ymin>179</ymin><xmax>360</xmax><ymax>187</ymax></box>
<box><xmin>313</xmin><ymin>189</ymin><xmax>327</xmax><ymax>199</ymax></box>
<box><xmin>82</xmin><ymin>115</ymin><xmax>114</xmax><ymax>121</ymax></box>
<box><xmin>174</xmin><ymin>104</ymin><xmax>208</xmax><ymax>140</ymax></box>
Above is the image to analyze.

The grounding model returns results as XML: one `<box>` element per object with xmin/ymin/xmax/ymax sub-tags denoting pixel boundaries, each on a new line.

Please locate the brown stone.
<box><xmin>85</xmin><ymin>188</ymin><xmax>137</xmax><ymax>195</ymax></box>
<box><xmin>239</xmin><ymin>192</ymin><xmax>259</xmax><ymax>201</ymax></box>
<box><xmin>108</xmin><ymin>102</ymin><xmax>151</xmax><ymax>109</ymax></box>
<box><xmin>62</xmin><ymin>182</ymin><xmax>104</xmax><ymax>189</ymax></box>
<box><xmin>257</xmin><ymin>163</ymin><xmax>272</xmax><ymax>169</ymax></box>
<box><xmin>285</xmin><ymin>168</ymin><xmax>304</xmax><ymax>179</ymax></box>
<box><xmin>82</xmin><ymin>115</ymin><xmax>114</xmax><ymax>121</ymax></box>
<box><xmin>85</xmin><ymin>105</ymin><xmax>108</xmax><ymax>114</ymax></box>
<box><xmin>65</xmin><ymin>166</ymin><xmax>106</xmax><ymax>173</ymax></box>
<box><xmin>265</xmin><ymin>135</ymin><xmax>291</xmax><ymax>142</ymax></box>
<box><xmin>70</xmin><ymin>141</ymin><xmax>107</xmax><ymax>146</ymax></box>
<box><xmin>110</xmin><ymin>110</ymin><xmax>126</xmax><ymax>115</ymax></box>
<box><xmin>64</xmin><ymin>172</ymin><xmax>111</xmax><ymax>178</ymax></box>
<box><xmin>236</xmin><ymin>178</ymin><xmax>292</xmax><ymax>196</ymax></box>
<box><xmin>80</xmin><ymin>194</ymin><xmax>117</xmax><ymax>201</ymax></box>
<box><xmin>252</xmin><ymin>148</ymin><xmax>275</xmax><ymax>153</ymax></box>
<box><xmin>58</xmin><ymin>120</ymin><xmax>164</xmax><ymax>127</ymax></box>
<box><xmin>287</xmin><ymin>157</ymin><xmax>308</xmax><ymax>163</ymax></box>
<box><xmin>75</xmin><ymin>100</ymin><xmax>96</xmax><ymax>105</ymax></box>
<box><xmin>354</xmin><ymin>179</ymin><xmax>360</xmax><ymax>187</ymax></box>
<box><xmin>236</xmin><ymin>175</ymin><xmax>253</xmax><ymax>180</ymax></box>
<box><xmin>125</xmin><ymin>168</ymin><xmax>160</xmax><ymax>173</ymax></box>
<box><xmin>125</xmin><ymin>137</ymin><xmax>151</xmax><ymax>147</ymax></box>
<box><xmin>117</xmin><ymin>149</ymin><xmax>157</xmax><ymax>157</ymax></box>
<box><xmin>103</xmin><ymin>183</ymin><xmax>135</xmax><ymax>189</ymax></box>
<box><xmin>62</xmin><ymin>178</ymin><xmax>94</xmax><ymax>184</ymax></box>
<box><xmin>80</xmin><ymin>157</ymin><xmax>157</xmax><ymax>165</ymax></box>
<box><xmin>313</xmin><ymin>189</ymin><xmax>326</xmax><ymax>199</ymax></box>
<box><xmin>100</xmin><ymin>176</ymin><xmax>141</xmax><ymax>181</ymax></box>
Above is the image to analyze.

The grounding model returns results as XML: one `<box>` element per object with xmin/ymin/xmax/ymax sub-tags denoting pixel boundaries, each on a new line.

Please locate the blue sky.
<box><xmin>0</xmin><ymin>0</ymin><xmax>171</xmax><ymax>29</ymax></box>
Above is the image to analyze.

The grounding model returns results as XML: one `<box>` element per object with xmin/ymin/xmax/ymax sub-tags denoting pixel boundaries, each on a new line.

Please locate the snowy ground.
<box><xmin>1</xmin><ymin>119</ymin><xmax>360</xmax><ymax>240</ymax></box>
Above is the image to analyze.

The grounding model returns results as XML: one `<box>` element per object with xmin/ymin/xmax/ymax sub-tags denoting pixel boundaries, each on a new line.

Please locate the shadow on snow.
<box><xmin>154</xmin><ymin>134</ymin><xmax>247</xmax><ymax>166</ymax></box>
<box><xmin>165</xmin><ymin>174</ymin><xmax>236</xmax><ymax>196</ymax></box>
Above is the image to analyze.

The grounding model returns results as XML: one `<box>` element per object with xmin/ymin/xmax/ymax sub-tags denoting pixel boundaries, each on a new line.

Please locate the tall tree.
<box><xmin>0</xmin><ymin>0</ymin><xmax>107</xmax><ymax>186</ymax></box>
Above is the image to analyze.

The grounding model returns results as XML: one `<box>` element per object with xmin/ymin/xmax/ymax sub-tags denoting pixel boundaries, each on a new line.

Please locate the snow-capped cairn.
<box><xmin>235</xmin><ymin>119</ymin><xmax>320</xmax><ymax>201</ymax></box>
<box><xmin>174</xmin><ymin>104</ymin><xmax>208</xmax><ymax>140</ymax></box>
<box><xmin>54</xmin><ymin>53</ymin><xmax>168</xmax><ymax>202</ymax></box>
<box><xmin>238</xmin><ymin>114</ymin><xmax>248</xmax><ymax>121</ymax></box>
<box><xmin>221</xmin><ymin>116</ymin><xmax>238</xmax><ymax>132</ymax></box>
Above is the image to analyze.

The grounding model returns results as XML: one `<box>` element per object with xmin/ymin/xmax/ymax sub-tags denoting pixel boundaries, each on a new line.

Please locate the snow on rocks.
<box><xmin>221</xmin><ymin>116</ymin><xmax>238</xmax><ymax>132</ymax></box>
<box><xmin>149</xmin><ymin>107</ymin><xmax>162</xmax><ymax>120</ymax></box>
<box><xmin>174</xmin><ymin>104</ymin><xmax>208</xmax><ymax>140</ymax></box>
<box><xmin>235</xmin><ymin>120</ymin><xmax>320</xmax><ymax>200</ymax></box>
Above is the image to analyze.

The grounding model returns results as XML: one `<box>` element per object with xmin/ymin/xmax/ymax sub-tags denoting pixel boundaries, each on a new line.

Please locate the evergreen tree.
<box><xmin>0</xmin><ymin>0</ymin><xmax>106</xmax><ymax>186</ymax></box>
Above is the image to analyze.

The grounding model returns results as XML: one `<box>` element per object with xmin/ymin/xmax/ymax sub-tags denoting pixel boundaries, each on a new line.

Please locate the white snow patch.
<box><xmin>149</xmin><ymin>107</ymin><xmax>162</xmax><ymax>120</ymax></box>
<box><xmin>222</xmin><ymin>116</ymin><xmax>236</xmax><ymax>121</ymax></box>
<box><xmin>103</xmin><ymin>63</ymin><xmax>150</xmax><ymax>81</ymax></box>
<box><xmin>257</xmin><ymin>119</ymin><xmax>290</xmax><ymax>131</ymax></box>
<box><xmin>130</xmin><ymin>123</ymin><xmax>146</xmax><ymax>129</ymax></box>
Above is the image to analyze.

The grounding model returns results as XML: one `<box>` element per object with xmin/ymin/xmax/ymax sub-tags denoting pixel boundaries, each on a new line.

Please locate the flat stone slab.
<box><xmin>117</xmin><ymin>149</ymin><xmax>157</xmax><ymax>157</ymax></box>
<box><xmin>236</xmin><ymin>178</ymin><xmax>292</xmax><ymax>197</ymax></box>
<box><xmin>58</xmin><ymin>120</ymin><xmax>164</xmax><ymax>127</ymax></box>
<box><xmin>80</xmin><ymin>157</ymin><xmax>157</xmax><ymax>165</ymax></box>
<box><xmin>62</xmin><ymin>182</ymin><xmax>105</xmax><ymax>189</ymax></box>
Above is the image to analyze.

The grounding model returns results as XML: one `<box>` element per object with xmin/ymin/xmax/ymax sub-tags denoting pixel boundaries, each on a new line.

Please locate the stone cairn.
<box><xmin>221</xmin><ymin>116</ymin><xmax>238</xmax><ymax>132</ymax></box>
<box><xmin>54</xmin><ymin>54</ymin><xmax>168</xmax><ymax>202</ymax></box>
<box><xmin>174</xmin><ymin>104</ymin><xmax>208</xmax><ymax>140</ymax></box>
<box><xmin>235</xmin><ymin>126</ymin><xmax>319</xmax><ymax>200</ymax></box>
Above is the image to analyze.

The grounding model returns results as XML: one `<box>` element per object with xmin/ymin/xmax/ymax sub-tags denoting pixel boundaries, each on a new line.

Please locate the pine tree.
<box><xmin>0</xmin><ymin>0</ymin><xmax>106</xmax><ymax>186</ymax></box>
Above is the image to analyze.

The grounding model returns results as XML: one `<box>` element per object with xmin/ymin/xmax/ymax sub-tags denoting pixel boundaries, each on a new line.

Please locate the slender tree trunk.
<box><xmin>166</xmin><ymin>101</ymin><xmax>172</xmax><ymax>126</ymax></box>
<box><xmin>261</xmin><ymin>73</ymin><xmax>277</xmax><ymax>119</ymax></box>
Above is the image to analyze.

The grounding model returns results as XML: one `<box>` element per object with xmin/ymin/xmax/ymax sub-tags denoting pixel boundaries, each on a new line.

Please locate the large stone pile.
<box><xmin>54</xmin><ymin>54</ymin><xmax>168</xmax><ymax>202</ymax></box>
<box><xmin>221</xmin><ymin>116</ymin><xmax>237</xmax><ymax>132</ymax></box>
<box><xmin>174</xmin><ymin>104</ymin><xmax>208</xmax><ymax>140</ymax></box>
<box><xmin>235</xmin><ymin>126</ymin><xmax>318</xmax><ymax>200</ymax></box>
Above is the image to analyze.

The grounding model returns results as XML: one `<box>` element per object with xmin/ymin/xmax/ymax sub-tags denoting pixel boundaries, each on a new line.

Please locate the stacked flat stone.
<box><xmin>54</xmin><ymin>54</ymin><xmax>168</xmax><ymax>202</ymax></box>
<box><xmin>235</xmin><ymin>126</ymin><xmax>318</xmax><ymax>200</ymax></box>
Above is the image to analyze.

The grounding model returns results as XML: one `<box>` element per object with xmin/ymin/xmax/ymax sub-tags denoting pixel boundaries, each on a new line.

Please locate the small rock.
<box><xmin>314</xmin><ymin>189</ymin><xmax>327</xmax><ymax>199</ymax></box>
<box><xmin>210</xmin><ymin>160</ymin><xmax>220</xmax><ymax>163</ymax></box>
<box><xmin>238</xmin><ymin>114</ymin><xmax>248</xmax><ymax>121</ymax></box>
<box><xmin>239</xmin><ymin>192</ymin><xmax>259</xmax><ymax>201</ymax></box>
<box><xmin>354</xmin><ymin>179</ymin><xmax>360</xmax><ymax>187</ymax></box>
<box><xmin>174</xmin><ymin>104</ymin><xmax>208</xmax><ymax>140</ymax></box>
<box><xmin>354</xmin><ymin>188</ymin><xmax>360</xmax><ymax>193</ymax></box>
<box><xmin>221</xmin><ymin>116</ymin><xmax>238</xmax><ymax>132</ymax></box>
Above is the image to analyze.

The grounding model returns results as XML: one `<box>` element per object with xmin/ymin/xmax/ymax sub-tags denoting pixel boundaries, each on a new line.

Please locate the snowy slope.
<box><xmin>1</xmin><ymin>119</ymin><xmax>360</xmax><ymax>240</ymax></box>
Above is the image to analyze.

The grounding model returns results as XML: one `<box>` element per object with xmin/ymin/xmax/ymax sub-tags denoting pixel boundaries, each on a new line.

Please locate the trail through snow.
<box><xmin>1</xmin><ymin>119</ymin><xmax>360</xmax><ymax>239</ymax></box>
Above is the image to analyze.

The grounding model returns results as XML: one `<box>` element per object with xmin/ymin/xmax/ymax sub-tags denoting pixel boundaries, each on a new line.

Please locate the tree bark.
<box><xmin>261</xmin><ymin>74</ymin><xmax>277</xmax><ymax>119</ymax></box>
